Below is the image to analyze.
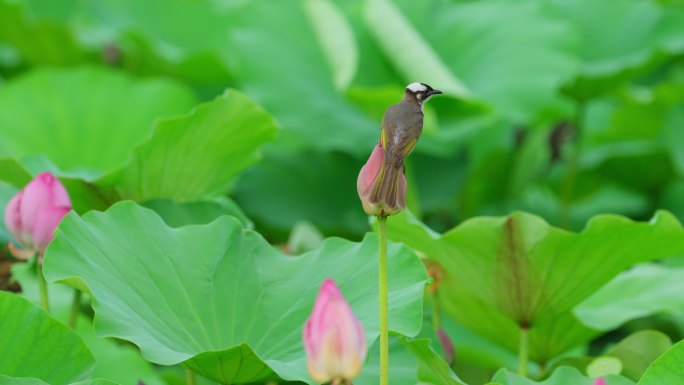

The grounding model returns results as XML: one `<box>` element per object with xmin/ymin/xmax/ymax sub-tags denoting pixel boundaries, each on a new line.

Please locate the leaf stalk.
<box><xmin>378</xmin><ymin>216</ymin><xmax>389</xmax><ymax>385</ymax></box>
<box><xmin>518</xmin><ymin>325</ymin><xmax>529</xmax><ymax>377</ymax></box>
<box><xmin>36</xmin><ymin>257</ymin><xmax>50</xmax><ymax>313</ymax></box>
<box><xmin>69</xmin><ymin>289</ymin><xmax>82</xmax><ymax>328</ymax></box>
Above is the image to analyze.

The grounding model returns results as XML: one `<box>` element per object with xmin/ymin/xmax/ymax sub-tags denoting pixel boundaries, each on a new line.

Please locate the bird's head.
<box><xmin>405</xmin><ymin>82</ymin><xmax>442</xmax><ymax>105</ymax></box>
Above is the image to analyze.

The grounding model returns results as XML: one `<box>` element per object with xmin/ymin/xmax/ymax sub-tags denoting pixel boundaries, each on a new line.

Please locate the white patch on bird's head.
<box><xmin>406</xmin><ymin>82</ymin><xmax>428</xmax><ymax>93</ymax></box>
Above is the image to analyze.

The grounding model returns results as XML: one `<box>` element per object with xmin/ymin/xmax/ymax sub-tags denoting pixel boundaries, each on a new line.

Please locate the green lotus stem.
<box><xmin>36</xmin><ymin>258</ymin><xmax>50</xmax><ymax>313</ymax></box>
<box><xmin>518</xmin><ymin>326</ymin><xmax>529</xmax><ymax>377</ymax></box>
<box><xmin>559</xmin><ymin>102</ymin><xmax>585</xmax><ymax>229</ymax></box>
<box><xmin>377</xmin><ymin>216</ymin><xmax>389</xmax><ymax>385</ymax></box>
<box><xmin>185</xmin><ymin>367</ymin><xmax>196</xmax><ymax>385</ymax></box>
<box><xmin>431</xmin><ymin>290</ymin><xmax>442</xmax><ymax>331</ymax></box>
<box><xmin>68</xmin><ymin>289</ymin><xmax>82</xmax><ymax>328</ymax></box>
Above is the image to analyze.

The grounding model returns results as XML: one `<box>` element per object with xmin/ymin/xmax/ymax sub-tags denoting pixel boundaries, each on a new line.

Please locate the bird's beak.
<box><xmin>429</xmin><ymin>89</ymin><xmax>443</xmax><ymax>96</ymax></box>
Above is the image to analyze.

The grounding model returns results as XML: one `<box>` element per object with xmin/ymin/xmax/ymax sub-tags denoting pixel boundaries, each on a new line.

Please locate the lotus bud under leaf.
<box><xmin>437</xmin><ymin>327</ymin><xmax>456</xmax><ymax>365</ymax></box>
<box><xmin>303</xmin><ymin>278</ymin><xmax>367</xmax><ymax>384</ymax></box>
<box><xmin>4</xmin><ymin>172</ymin><xmax>72</xmax><ymax>257</ymax></box>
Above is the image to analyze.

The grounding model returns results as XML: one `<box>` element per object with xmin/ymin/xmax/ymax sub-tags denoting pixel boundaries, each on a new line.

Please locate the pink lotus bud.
<box><xmin>593</xmin><ymin>378</ymin><xmax>606</xmax><ymax>385</ymax></box>
<box><xmin>3</xmin><ymin>172</ymin><xmax>72</xmax><ymax>256</ymax></box>
<box><xmin>437</xmin><ymin>327</ymin><xmax>455</xmax><ymax>365</ymax></box>
<box><xmin>303</xmin><ymin>279</ymin><xmax>367</xmax><ymax>384</ymax></box>
<box><xmin>356</xmin><ymin>142</ymin><xmax>407</xmax><ymax>217</ymax></box>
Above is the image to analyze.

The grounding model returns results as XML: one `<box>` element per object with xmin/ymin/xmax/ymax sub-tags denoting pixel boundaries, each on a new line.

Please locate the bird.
<box><xmin>369</xmin><ymin>82</ymin><xmax>442</xmax><ymax>213</ymax></box>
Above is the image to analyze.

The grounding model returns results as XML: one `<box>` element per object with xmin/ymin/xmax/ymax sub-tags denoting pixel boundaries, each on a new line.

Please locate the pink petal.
<box><xmin>4</xmin><ymin>192</ymin><xmax>24</xmax><ymax>243</ymax></box>
<box><xmin>8</xmin><ymin>242</ymin><xmax>35</xmax><ymax>260</ymax></box>
<box><xmin>437</xmin><ymin>327</ymin><xmax>455</xmax><ymax>365</ymax></box>
<box><xmin>356</xmin><ymin>142</ymin><xmax>383</xmax><ymax>196</ymax></box>
<box><xmin>18</xmin><ymin>173</ymin><xmax>53</xmax><ymax>233</ymax></box>
<box><xmin>592</xmin><ymin>378</ymin><xmax>606</xmax><ymax>385</ymax></box>
<box><xmin>17</xmin><ymin>172</ymin><xmax>71</xmax><ymax>248</ymax></box>
<box><xmin>303</xmin><ymin>278</ymin><xmax>367</xmax><ymax>382</ymax></box>
<box><xmin>305</xmin><ymin>279</ymin><xmax>341</xmax><ymax>356</ymax></box>
<box><xmin>32</xmin><ymin>206</ymin><xmax>71</xmax><ymax>254</ymax></box>
<box><xmin>362</xmin><ymin>143</ymin><xmax>383</xmax><ymax>188</ymax></box>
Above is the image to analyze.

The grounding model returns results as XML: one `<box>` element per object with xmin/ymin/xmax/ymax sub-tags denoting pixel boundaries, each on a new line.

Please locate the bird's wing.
<box><xmin>382</xmin><ymin>103</ymin><xmax>423</xmax><ymax>162</ymax></box>
<box><xmin>401</xmin><ymin>136</ymin><xmax>419</xmax><ymax>158</ymax></box>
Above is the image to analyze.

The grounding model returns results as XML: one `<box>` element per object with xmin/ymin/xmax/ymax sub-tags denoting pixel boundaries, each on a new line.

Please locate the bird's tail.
<box><xmin>370</xmin><ymin>161</ymin><xmax>406</xmax><ymax>211</ymax></box>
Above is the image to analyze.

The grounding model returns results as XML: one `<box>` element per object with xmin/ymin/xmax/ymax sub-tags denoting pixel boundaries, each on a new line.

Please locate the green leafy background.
<box><xmin>1</xmin><ymin>0</ymin><xmax>684</xmax><ymax>384</ymax></box>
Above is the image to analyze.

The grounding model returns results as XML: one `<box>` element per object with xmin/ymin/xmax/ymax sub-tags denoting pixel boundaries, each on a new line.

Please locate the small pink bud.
<box><xmin>303</xmin><ymin>279</ymin><xmax>367</xmax><ymax>384</ymax></box>
<box><xmin>437</xmin><ymin>327</ymin><xmax>455</xmax><ymax>365</ymax></box>
<box><xmin>593</xmin><ymin>378</ymin><xmax>606</xmax><ymax>385</ymax></box>
<box><xmin>3</xmin><ymin>172</ymin><xmax>72</xmax><ymax>256</ymax></box>
<box><xmin>356</xmin><ymin>142</ymin><xmax>407</xmax><ymax>217</ymax></box>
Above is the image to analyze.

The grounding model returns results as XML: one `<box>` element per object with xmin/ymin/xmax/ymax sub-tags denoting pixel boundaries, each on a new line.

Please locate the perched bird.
<box><xmin>357</xmin><ymin>82</ymin><xmax>442</xmax><ymax>217</ymax></box>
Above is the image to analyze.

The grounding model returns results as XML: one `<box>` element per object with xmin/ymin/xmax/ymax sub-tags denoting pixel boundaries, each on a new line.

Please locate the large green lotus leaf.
<box><xmin>607</xmin><ymin>330</ymin><xmax>672</xmax><ymax>382</ymax></box>
<box><xmin>553</xmin><ymin>0</ymin><xmax>684</xmax><ymax>98</ymax></box>
<box><xmin>385</xmin><ymin>210</ymin><xmax>684</xmax><ymax>361</ymax></box>
<box><xmin>286</xmin><ymin>221</ymin><xmax>325</xmax><ymax>255</ymax></box>
<box><xmin>579</xmin><ymin>83</ymin><xmax>684</xmax><ymax>199</ymax></box>
<box><xmin>429</xmin><ymin>273</ymin><xmax>601</xmax><ymax>365</ymax></box>
<box><xmin>11</xmin><ymin>261</ymin><xmax>79</xmax><ymax>323</ymax></box>
<box><xmin>15</xmin><ymin>0</ymin><xmax>234</xmax><ymax>96</ymax></box>
<box><xmin>576</xmin><ymin>264</ymin><xmax>684</xmax><ymax>331</ymax></box>
<box><xmin>368</xmin><ymin>0</ymin><xmax>578</xmax><ymax>122</ymax></box>
<box><xmin>304</xmin><ymin>0</ymin><xmax>358</xmax><ymax>91</ymax></box>
<box><xmin>222</xmin><ymin>1</ymin><xmax>377</xmax><ymax>156</ymax></box>
<box><xmin>0</xmin><ymin>158</ymin><xmax>32</xmax><ymax>188</ymax></box>
<box><xmin>638</xmin><ymin>340</ymin><xmax>684</xmax><ymax>385</ymax></box>
<box><xmin>234</xmin><ymin>150</ymin><xmax>369</xmax><ymax>240</ymax></box>
<box><xmin>0</xmin><ymin>181</ymin><xmax>17</xmax><ymax>243</ymax></box>
<box><xmin>0</xmin><ymin>0</ymin><xmax>87</xmax><ymax>67</ymax></box>
<box><xmin>10</xmin><ymin>263</ymin><xmax>166</xmax><ymax>385</ymax></box>
<box><xmin>21</xmin><ymin>0</ymin><xmax>378</xmax><ymax>156</ymax></box>
<box><xmin>43</xmin><ymin>202</ymin><xmax>428</xmax><ymax>384</ymax></box>
<box><xmin>0</xmin><ymin>87</ymin><xmax>277</xmax><ymax>211</ymax></box>
<box><xmin>401</xmin><ymin>338</ymin><xmax>467</xmax><ymax>385</ymax></box>
<box><xmin>76</xmin><ymin>0</ymin><xmax>232</xmax><ymax>57</ymax></box>
<box><xmin>66</xmin><ymin>0</ymin><xmax>235</xmax><ymax>96</ymax></box>
<box><xmin>0</xmin><ymin>157</ymin><xmax>116</xmax><ymax>215</ymax></box>
<box><xmin>142</xmin><ymin>197</ymin><xmax>253</xmax><ymax>229</ymax></box>
<box><xmin>381</xmin><ymin>215</ymin><xmax>601</xmax><ymax>364</ymax></box>
<box><xmin>440</xmin><ymin>312</ymin><xmax>520</xmax><ymax>376</ymax></box>
<box><xmin>355</xmin><ymin>336</ymin><xmax>463</xmax><ymax>385</ymax></box>
<box><xmin>362</xmin><ymin>0</ymin><xmax>470</xmax><ymax>99</ymax></box>
<box><xmin>76</xmin><ymin>316</ymin><xmax>168</xmax><ymax>385</ymax></box>
<box><xmin>661</xmin><ymin>180</ymin><xmax>684</xmax><ymax>225</ymax></box>
<box><xmin>580</xmin><ymin>83</ymin><xmax>683</xmax><ymax>180</ymax></box>
<box><xmin>0</xmin><ymin>67</ymin><xmax>197</xmax><ymax>178</ymax></box>
<box><xmin>355</xmin><ymin>337</ymin><xmax>418</xmax><ymax>385</ymax></box>
<box><xmin>99</xmin><ymin>90</ymin><xmax>277</xmax><ymax>201</ymax></box>
<box><xmin>0</xmin><ymin>377</ymin><xmax>120</xmax><ymax>385</ymax></box>
<box><xmin>489</xmin><ymin>366</ymin><xmax>634</xmax><ymax>385</ymax></box>
<box><xmin>0</xmin><ymin>291</ymin><xmax>95</xmax><ymax>384</ymax></box>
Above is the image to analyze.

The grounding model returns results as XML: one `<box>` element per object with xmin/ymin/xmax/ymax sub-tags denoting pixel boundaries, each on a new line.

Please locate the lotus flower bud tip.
<box><xmin>303</xmin><ymin>278</ymin><xmax>367</xmax><ymax>384</ymax></box>
<box><xmin>3</xmin><ymin>172</ymin><xmax>72</xmax><ymax>257</ymax></box>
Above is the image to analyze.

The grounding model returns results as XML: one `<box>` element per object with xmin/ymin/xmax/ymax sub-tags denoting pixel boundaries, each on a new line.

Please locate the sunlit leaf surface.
<box><xmin>44</xmin><ymin>202</ymin><xmax>427</xmax><ymax>384</ymax></box>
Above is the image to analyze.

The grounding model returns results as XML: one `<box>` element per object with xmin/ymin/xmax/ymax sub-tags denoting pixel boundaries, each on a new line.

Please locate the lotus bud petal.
<box><xmin>356</xmin><ymin>142</ymin><xmax>407</xmax><ymax>217</ymax></box>
<box><xmin>3</xmin><ymin>172</ymin><xmax>72</xmax><ymax>256</ymax></box>
<box><xmin>303</xmin><ymin>278</ymin><xmax>367</xmax><ymax>384</ymax></box>
<box><xmin>437</xmin><ymin>327</ymin><xmax>456</xmax><ymax>365</ymax></box>
<box><xmin>592</xmin><ymin>378</ymin><xmax>606</xmax><ymax>385</ymax></box>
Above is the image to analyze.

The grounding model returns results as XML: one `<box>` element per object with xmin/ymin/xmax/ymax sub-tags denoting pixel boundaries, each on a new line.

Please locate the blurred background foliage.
<box><xmin>1</xmin><ymin>0</ymin><xmax>684</xmax><ymax>383</ymax></box>
<box><xmin>1</xmin><ymin>0</ymin><xmax>684</xmax><ymax>239</ymax></box>
<box><xmin>2</xmin><ymin>0</ymin><xmax>682</xmax><ymax>241</ymax></box>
